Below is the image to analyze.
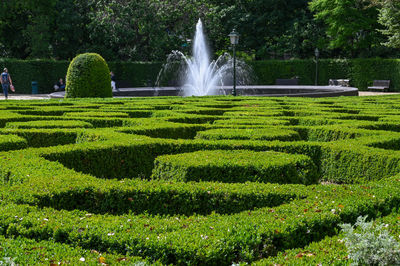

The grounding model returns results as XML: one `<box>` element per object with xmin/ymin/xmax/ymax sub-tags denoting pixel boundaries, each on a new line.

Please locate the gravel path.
<box><xmin>358</xmin><ymin>91</ymin><xmax>400</xmax><ymax>96</ymax></box>
<box><xmin>0</xmin><ymin>94</ymin><xmax>50</xmax><ymax>100</ymax></box>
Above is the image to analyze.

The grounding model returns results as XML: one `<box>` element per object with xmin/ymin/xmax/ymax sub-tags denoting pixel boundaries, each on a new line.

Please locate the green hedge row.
<box><xmin>250</xmin><ymin>59</ymin><xmax>400</xmax><ymax>91</ymax></box>
<box><xmin>1</xmin><ymin>172</ymin><xmax>400</xmax><ymax>264</ymax></box>
<box><xmin>2</xmin><ymin>58</ymin><xmax>400</xmax><ymax>93</ymax></box>
<box><xmin>0</xmin><ymin>128</ymin><xmax>82</xmax><ymax>147</ymax></box>
<box><xmin>0</xmin><ymin>59</ymin><xmax>163</xmax><ymax>94</ymax></box>
<box><xmin>117</xmin><ymin>123</ymin><xmax>208</xmax><ymax>139</ymax></box>
<box><xmin>0</xmin><ymin>147</ymin><xmax>305</xmax><ymax>216</ymax></box>
<box><xmin>0</xmin><ymin>235</ymin><xmax>148</xmax><ymax>265</ymax></box>
<box><xmin>195</xmin><ymin>128</ymin><xmax>301</xmax><ymax>141</ymax></box>
<box><xmin>257</xmin><ymin>211</ymin><xmax>400</xmax><ymax>265</ymax></box>
<box><xmin>151</xmin><ymin>150</ymin><xmax>318</xmax><ymax>184</ymax></box>
<box><xmin>18</xmin><ymin>119</ymin><xmax>398</xmax><ymax>185</ymax></box>
<box><xmin>5</xmin><ymin>120</ymin><xmax>93</xmax><ymax>129</ymax></box>
<box><xmin>0</xmin><ymin>96</ymin><xmax>400</xmax><ymax>264</ymax></box>
<box><xmin>0</xmin><ymin>134</ymin><xmax>27</xmax><ymax>151</ymax></box>
<box><xmin>0</xmin><ymin>97</ymin><xmax>399</xmax><ymax>185</ymax></box>
<box><xmin>254</xmin><ymin>234</ymin><xmax>348</xmax><ymax>265</ymax></box>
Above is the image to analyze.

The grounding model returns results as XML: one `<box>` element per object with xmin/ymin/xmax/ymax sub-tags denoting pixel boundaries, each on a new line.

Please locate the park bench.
<box><xmin>368</xmin><ymin>80</ymin><xmax>390</xmax><ymax>92</ymax></box>
<box><xmin>275</xmin><ymin>78</ymin><xmax>299</xmax><ymax>85</ymax></box>
<box><xmin>329</xmin><ymin>79</ymin><xmax>350</xmax><ymax>87</ymax></box>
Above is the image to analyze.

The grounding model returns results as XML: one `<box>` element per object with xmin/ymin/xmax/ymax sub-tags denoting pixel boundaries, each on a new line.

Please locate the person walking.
<box><xmin>1</xmin><ymin>68</ymin><xmax>13</xmax><ymax>99</ymax></box>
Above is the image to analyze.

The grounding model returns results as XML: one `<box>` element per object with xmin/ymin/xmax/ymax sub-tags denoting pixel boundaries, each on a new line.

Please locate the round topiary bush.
<box><xmin>65</xmin><ymin>53</ymin><xmax>112</xmax><ymax>98</ymax></box>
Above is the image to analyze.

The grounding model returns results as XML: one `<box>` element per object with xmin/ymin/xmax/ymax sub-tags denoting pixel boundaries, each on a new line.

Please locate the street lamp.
<box><xmin>229</xmin><ymin>29</ymin><xmax>240</xmax><ymax>96</ymax></box>
<box><xmin>315</xmin><ymin>48</ymin><xmax>320</xmax><ymax>86</ymax></box>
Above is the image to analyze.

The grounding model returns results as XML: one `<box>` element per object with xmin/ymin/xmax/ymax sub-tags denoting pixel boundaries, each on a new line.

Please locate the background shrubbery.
<box><xmin>1</xmin><ymin>58</ymin><xmax>399</xmax><ymax>93</ymax></box>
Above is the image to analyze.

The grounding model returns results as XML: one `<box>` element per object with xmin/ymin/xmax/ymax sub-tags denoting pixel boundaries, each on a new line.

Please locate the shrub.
<box><xmin>5</xmin><ymin>120</ymin><xmax>93</xmax><ymax>129</ymax></box>
<box><xmin>65</xmin><ymin>53</ymin><xmax>112</xmax><ymax>98</ymax></box>
<box><xmin>340</xmin><ymin>216</ymin><xmax>400</xmax><ymax>265</ymax></box>
<box><xmin>63</xmin><ymin>111</ymin><xmax>129</xmax><ymax>118</ymax></box>
<box><xmin>195</xmin><ymin>128</ymin><xmax>300</xmax><ymax>141</ymax></box>
<box><xmin>152</xmin><ymin>150</ymin><xmax>319</xmax><ymax>184</ymax></box>
<box><xmin>2</xmin><ymin>95</ymin><xmax>400</xmax><ymax>264</ymax></box>
<box><xmin>0</xmin><ymin>235</ymin><xmax>147</xmax><ymax>265</ymax></box>
<box><xmin>3</xmin><ymin>58</ymin><xmax>400</xmax><ymax>93</ymax></box>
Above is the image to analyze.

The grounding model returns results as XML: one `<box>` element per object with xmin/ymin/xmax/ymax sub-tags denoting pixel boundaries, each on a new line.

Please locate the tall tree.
<box><xmin>85</xmin><ymin>0</ymin><xmax>217</xmax><ymax>61</ymax></box>
<box><xmin>208</xmin><ymin>0</ymin><xmax>318</xmax><ymax>59</ymax></box>
<box><xmin>309</xmin><ymin>0</ymin><xmax>382</xmax><ymax>57</ymax></box>
<box><xmin>51</xmin><ymin>0</ymin><xmax>92</xmax><ymax>60</ymax></box>
<box><xmin>0</xmin><ymin>0</ymin><xmax>31</xmax><ymax>58</ymax></box>
<box><xmin>377</xmin><ymin>0</ymin><xmax>400</xmax><ymax>48</ymax></box>
<box><xmin>0</xmin><ymin>0</ymin><xmax>56</xmax><ymax>58</ymax></box>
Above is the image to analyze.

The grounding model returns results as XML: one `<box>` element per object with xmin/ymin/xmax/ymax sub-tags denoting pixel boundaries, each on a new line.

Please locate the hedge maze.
<box><xmin>1</xmin><ymin>95</ymin><xmax>400</xmax><ymax>264</ymax></box>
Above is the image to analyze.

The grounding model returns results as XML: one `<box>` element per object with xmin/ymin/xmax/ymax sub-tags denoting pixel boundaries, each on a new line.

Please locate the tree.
<box><xmin>0</xmin><ymin>0</ymin><xmax>32</xmax><ymax>58</ymax></box>
<box><xmin>208</xmin><ymin>0</ymin><xmax>319</xmax><ymax>59</ymax></box>
<box><xmin>51</xmin><ymin>0</ymin><xmax>92</xmax><ymax>60</ymax></box>
<box><xmin>377</xmin><ymin>0</ymin><xmax>400</xmax><ymax>48</ymax></box>
<box><xmin>0</xmin><ymin>0</ymin><xmax>56</xmax><ymax>59</ymax></box>
<box><xmin>309</xmin><ymin>0</ymin><xmax>382</xmax><ymax>57</ymax></box>
<box><xmin>83</xmin><ymin>0</ymin><xmax>219</xmax><ymax>61</ymax></box>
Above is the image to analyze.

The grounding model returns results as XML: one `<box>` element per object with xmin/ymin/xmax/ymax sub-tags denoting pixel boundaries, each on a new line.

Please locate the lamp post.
<box><xmin>229</xmin><ymin>29</ymin><xmax>239</xmax><ymax>96</ymax></box>
<box><xmin>315</xmin><ymin>48</ymin><xmax>320</xmax><ymax>86</ymax></box>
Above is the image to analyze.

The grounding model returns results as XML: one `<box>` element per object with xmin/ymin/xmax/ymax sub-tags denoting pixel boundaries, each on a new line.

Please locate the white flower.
<box><xmin>79</xmin><ymin>257</ymin><xmax>85</xmax><ymax>262</ymax></box>
<box><xmin>201</xmin><ymin>235</ymin><xmax>208</xmax><ymax>240</ymax></box>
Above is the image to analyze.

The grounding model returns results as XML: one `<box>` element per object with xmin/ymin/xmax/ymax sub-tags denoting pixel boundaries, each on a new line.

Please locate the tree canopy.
<box><xmin>0</xmin><ymin>0</ymin><xmax>399</xmax><ymax>61</ymax></box>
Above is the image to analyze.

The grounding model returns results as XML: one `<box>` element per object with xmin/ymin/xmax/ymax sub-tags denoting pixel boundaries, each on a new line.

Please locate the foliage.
<box><xmin>0</xmin><ymin>96</ymin><xmax>400</xmax><ymax>263</ymax></box>
<box><xmin>152</xmin><ymin>149</ymin><xmax>318</xmax><ymax>184</ymax></box>
<box><xmin>5</xmin><ymin>120</ymin><xmax>93</xmax><ymax>129</ymax></box>
<box><xmin>309</xmin><ymin>0</ymin><xmax>383</xmax><ymax>57</ymax></box>
<box><xmin>258</xmin><ymin>211</ymin><xmax>400</xmax><ymax>265</ymax></box>
<box><xmin>51</xmin><ymin>0</ymin><xmax>92</xmax><ymax>60</ymax></box>
<box><xmin>340</xmin><ymin>216</ymin><xmax>400</xmax><ymax>265</ymax></box>
<box><xmin>195</xmin><ymin>128</ymin><xmax>301</xmax><ymax>141</ymax></box>
<box><xmin>0</xmin><ymin>235</ymin><xmax>147</xmax><ymax>265</ymax></box>
<box><xmin>2</xmin><ymin>0</ymin><xmax>400</xmax><ymax>60</ymax></box>
<box><xmin>378</xmin><ymin>0</ymin><xmax>400</xmax><ymax>48</ymax></box>
<box><xmin>65</xmin><ymin>53</ymin><xmax>112</xmax><ymax>98</ymax></box>
<box><xmin>4</xmin><ymin>58</ymin><xmax>400</xmax><ymax>93</ymax></box>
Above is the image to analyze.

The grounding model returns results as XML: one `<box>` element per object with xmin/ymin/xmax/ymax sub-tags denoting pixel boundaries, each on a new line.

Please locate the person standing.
<box><xmin>0</xmin><ymin>68</ymin><xmax>12</xmax><ymax>100</ymax></box>
<box><xmin>110</xmin><ymin>71</ymin><xmax>118</xmax><ymax>91</ymax></box>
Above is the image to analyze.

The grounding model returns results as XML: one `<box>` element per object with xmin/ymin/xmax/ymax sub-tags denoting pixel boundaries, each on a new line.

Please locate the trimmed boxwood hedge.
<box><xmin>256</xmin><ymin>211</ymin><xmax>400</xmax><ymax>265</ymax></box>
<box><xmin>151</xmin><ymin>149</ymin><xmax>318</xmax><ymax>184</ymax></box>
<box><xmin>3</xmin><ymin>58</ymin><xmax>400</xmax><ymax>93</ymax></box>
<box><xmin>65</xmin><ymin>53</ymin><xmax>112</xmax><ymax>98</ymax></box>
<box><xmin>0</xmin><ymin>96</ymin><xmax>400</xmax><ymax>264</ymax></box>
<box><xmin>5</xmin><ymin>120</ymin><xmax>93</xmax><ymax>129</ymax></box>
<box><xmin>195</xmin><ymin>127</ymin><xmax>301</xmax><ymax>141</ymax></box>
<box><xmin>0</xmin><ymin>235</ymin><xmax>149</xmax><ymax>265</ymax></box>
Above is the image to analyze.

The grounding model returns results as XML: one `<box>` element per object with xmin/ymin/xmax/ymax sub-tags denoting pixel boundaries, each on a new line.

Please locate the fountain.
<box><xmin>182</xmin><ymin>19</ymin><xmax>222</xmax><ymax>96</ymax></box>
<box><xmin>50</xmin><ymin>19</ymin><xmax>359</xmax><ymax>99</ymax></box>
<box><xmin>156</xmin><ymin>19</ymin><xmax>252</xmax><ymax>96</ymax></box>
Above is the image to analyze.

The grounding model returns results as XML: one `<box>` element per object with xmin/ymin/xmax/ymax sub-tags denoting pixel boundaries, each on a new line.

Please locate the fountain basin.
<box><xmin>49</xmin><ymin>85</ymin><xmax>358</xmax><ymax>98</ymax></box>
